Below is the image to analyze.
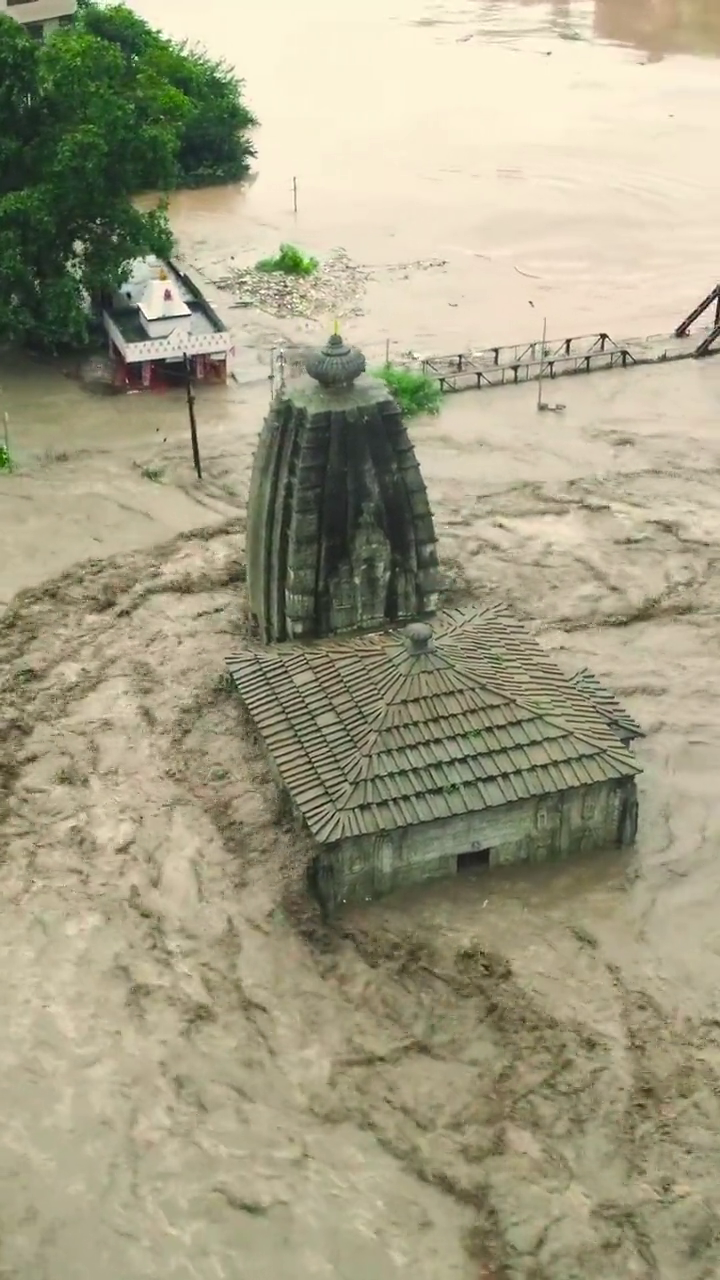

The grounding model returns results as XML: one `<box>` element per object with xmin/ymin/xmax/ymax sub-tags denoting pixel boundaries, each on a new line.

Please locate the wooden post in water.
<box><xmin>292</xmin><ymin>176</ymin><xmax>298</xmax><ymax>214</ymax></box>
<box><xmin>184</xmin><ymin>355</ymin><xmax>202</xmax><ymax>480</ymax></box>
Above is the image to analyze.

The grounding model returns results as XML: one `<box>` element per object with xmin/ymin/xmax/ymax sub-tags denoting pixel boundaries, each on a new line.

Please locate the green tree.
<box><xmin>0</xmin><ymin>3</ymin><xmax>257</xmax><ymax>350</ymax></box>
<box><xmin>0</xmin><ymin>16</ymin><xmax>183</xmax><ymax>348</ymax></box>
<box><xmin>76</xmin><ymin>2</ymin><xmax>257</xmax><ymax>187</ymax></box>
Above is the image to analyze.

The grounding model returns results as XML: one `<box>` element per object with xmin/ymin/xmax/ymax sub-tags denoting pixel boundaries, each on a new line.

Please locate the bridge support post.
<box><xmin>674</xmin><ymin>284</ymin><xmax>720</xmax><ymax>338</ymax></box>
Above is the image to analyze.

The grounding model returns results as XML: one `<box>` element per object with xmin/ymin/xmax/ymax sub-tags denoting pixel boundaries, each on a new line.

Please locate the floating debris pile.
<box><xmin>220</xmin><ymin>248</ymin><xmax>369</xmax><ymax>321</ymax></box>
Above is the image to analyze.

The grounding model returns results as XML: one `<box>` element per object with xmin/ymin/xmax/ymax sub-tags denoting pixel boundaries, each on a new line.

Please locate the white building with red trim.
<box><xmin>102</xmin><ymin>257</ymin><xmax>233</xmax><ymax>390</ymax></box>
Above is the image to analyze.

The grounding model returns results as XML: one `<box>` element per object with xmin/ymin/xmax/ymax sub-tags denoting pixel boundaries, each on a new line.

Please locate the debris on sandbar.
<box><xmin>217</xmin><ymin>248</ymin><xmax>369</xmax><ymax>321</ymax></box>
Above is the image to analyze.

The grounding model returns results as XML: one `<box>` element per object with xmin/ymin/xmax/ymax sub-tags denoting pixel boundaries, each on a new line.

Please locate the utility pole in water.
<box><xmin>183</xmin><ymin>354</ymin><xmax>202</xmax><ymax>480</ymax></box>
<box><xmin>535</xmin><ymin>315</ymin><xmax>565</xmax><ymax>416</ymax></box>
<box><xmin>537</xmin><ymin>316</ymin><xmax>547</xmax><ymax>411</ymax></box>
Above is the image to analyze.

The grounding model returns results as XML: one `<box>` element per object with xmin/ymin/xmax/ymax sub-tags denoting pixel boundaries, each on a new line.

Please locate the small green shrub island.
<box><xmin>373</xmin><ymin>365</ymin><xmax>443</xmax><ymax>418</ymax></box>
<box><xmin>255</xmin><ymin>245</ymin><xmax>319</xmax><ymax>277</ymax></box>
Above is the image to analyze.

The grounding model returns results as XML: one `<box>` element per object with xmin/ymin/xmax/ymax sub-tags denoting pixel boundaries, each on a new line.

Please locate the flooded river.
<box><xmin>2</xmin><ymin>2</ymin><xmax>720</xmax><ymax>1276</ymax></box>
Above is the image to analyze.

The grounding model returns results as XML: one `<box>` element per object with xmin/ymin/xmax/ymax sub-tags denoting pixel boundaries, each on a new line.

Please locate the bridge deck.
<box><xmin>406</xmin><ymin>325</ymin><xmax>720</xmax><ymax>393</ymax></box>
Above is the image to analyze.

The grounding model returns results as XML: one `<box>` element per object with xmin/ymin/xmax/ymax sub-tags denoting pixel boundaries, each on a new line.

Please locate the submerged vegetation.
<box><xmin>255</xmin><ymin>244</ymin><xmax>319</xmax><ymax>277</ymax></box>
<box><xmin>0</xmin><ymin>2</ymin><xmax>257</xmax><ymax>350</ymax></box>
<box><xmin>373</xmin><ymin>365</ymin><xmax>443</xmax><ymax>418</ymax></box>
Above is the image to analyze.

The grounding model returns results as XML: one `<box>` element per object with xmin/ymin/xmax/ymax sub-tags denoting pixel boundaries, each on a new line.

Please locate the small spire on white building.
<box><xmin>137</xmin><ymin>271</ymin><xmax>192</xmax><ymax>339</ymax></box>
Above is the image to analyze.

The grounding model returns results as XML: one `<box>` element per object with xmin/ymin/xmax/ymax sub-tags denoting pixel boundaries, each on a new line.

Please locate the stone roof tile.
<box><xmin>227</xmin><ymin>605</ymin><xmax>641</xmax><ymax>843</ymax></box>
<box><xmin>568</xmin><ymin>668</ymin><xmax>645</xmax><ymax>740</ymax></box>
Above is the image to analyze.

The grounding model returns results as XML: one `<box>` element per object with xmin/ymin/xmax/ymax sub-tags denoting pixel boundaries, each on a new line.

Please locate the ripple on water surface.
<box><xmin>412</xmin><ymin>0</ymin><xmax>720</xmax><ymax>60</ymax></box>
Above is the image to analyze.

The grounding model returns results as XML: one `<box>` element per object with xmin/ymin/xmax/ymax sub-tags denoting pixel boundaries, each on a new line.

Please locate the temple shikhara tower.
<box><xmin>229</xmin><ymin>331</ymin><xmax>643</xmax><ymax>913</ymax></box>
<box><xmin>245</xmin><ymin>332</ymin><xmax>439</xmax><ymax>643</ymax></box>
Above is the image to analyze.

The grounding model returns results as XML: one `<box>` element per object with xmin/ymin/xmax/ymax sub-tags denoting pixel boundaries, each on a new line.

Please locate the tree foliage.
<box><xmin>373</xmin><ymin>366</ymin><xmax>443</xmax><ymax>418</ymax></box>
<box><xmin>76</xmin><ymin>2</ymin><xmax>257</xmax><ymax>188</ymax></box>
<box><xmin>0</xmin><ymin>3</ymin><xmax>257</xmax><ymax>350</ymax></box>
<box><xmin>256</xmin><ymin>245</ymin><xmax>319</xmax><ymax>277</ymax></box>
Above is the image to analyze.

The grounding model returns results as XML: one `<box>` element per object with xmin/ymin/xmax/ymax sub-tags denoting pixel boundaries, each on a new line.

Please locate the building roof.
<box><xmin>568</xmin><ymin>668</ymin><xmax>645</xmax><ymax>740</ymax></box>
<box><xmin>3</xmin><ymin>0</ymin><xmax>77</xmax><ymax>23</ymax></box>
<box><xmin>138</xmin><ymin>277</ymin><xmax>190</xmax><ymax>322</ymax></box>
<box><xmin>227</xmin><ymin>605</ymin><xmax>641</xmax><ymax>844</ymax></box>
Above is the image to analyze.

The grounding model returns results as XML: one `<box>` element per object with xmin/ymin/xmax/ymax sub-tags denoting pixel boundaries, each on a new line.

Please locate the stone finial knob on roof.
<box><xmin>403</xmin><ymin>622</ymin><xmax>434</xmax><ymax>654</ymax></box>
<box><xmin>305</xmin><ymin>331</ymin><xmax>366</xmax><ymax>388</ymax></box>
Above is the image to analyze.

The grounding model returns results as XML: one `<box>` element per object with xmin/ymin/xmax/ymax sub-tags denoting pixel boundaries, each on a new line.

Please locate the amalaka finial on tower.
<box><xmin>304</xmin><ymin>328</ymin><xmax>366</xmax><ymax>389</ymax></box>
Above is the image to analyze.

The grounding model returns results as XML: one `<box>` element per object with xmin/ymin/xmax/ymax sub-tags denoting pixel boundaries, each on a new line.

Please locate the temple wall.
<box><xmin>310</xmin><ymin>778</ymin><xmax>639</xmax><ymax>911</ymax></box>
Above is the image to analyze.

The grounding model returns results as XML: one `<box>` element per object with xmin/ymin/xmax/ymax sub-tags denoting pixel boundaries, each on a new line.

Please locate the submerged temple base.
<box><xmin>246</xmin><ymin>339</ymin><xmax>439</xmax><ymax>643</ymax></box>
<box><xmin>228</xmin><ymin>606</ymin><xmax>642</xmax><ymax>914</ymax></box>
<box><xmin>309</xmin><ymin>777</ymin><xmax>639</xmax><ymax>913</ymax></box>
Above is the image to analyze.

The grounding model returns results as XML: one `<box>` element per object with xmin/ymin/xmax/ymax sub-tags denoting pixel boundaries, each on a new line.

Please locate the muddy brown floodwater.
<box><xmin>3</xmin><ymin>1</ymin><xmax>720</xmax><ymax>1276</ymax></box>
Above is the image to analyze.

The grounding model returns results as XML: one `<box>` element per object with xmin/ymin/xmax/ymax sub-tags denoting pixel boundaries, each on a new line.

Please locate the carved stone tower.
<box><xmin>246</xmin><ymin>332</ymin><xmax>440</xmax><ymax>643</ymax></box>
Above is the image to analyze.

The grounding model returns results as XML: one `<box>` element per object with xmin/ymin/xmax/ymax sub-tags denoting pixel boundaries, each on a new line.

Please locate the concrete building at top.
<box><xmin>0</xmin><ymin>0</ymin><xmax>76</xmax><ymax>39</ymax></box>
<box><xmin>228</xmin><ymin>332</ymin><xmax>643</xmax><ymax>912</ymax></box>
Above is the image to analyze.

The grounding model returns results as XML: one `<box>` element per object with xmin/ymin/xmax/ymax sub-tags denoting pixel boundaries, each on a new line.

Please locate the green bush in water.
<box><xmin>255</xmin><ymin>244</ymin><xmax>319</xmax><ymax>276</ymax></box>
<box><xmin>373</xmin><ymin>364</ymin><xmax>442</xmax><ymax>418</ymax></box>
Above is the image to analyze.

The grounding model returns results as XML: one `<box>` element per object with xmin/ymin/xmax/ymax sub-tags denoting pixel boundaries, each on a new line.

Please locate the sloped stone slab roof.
<box><xmin>568</xmin><ymin>668</ymin><xmax>645</xmax><ymax>740</ymax></box>
<box><xmin>226</xmin><ymin>605</ymin><xmax>641</xmax><ymax>845</ymax></box>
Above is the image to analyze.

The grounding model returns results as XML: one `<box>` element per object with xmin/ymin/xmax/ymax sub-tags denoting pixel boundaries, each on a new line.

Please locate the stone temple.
<box><xmin>245</xmin><ymin>331</ymin><xmax>439</xmax><ymax>642</ymax></box>
<box><xmin>229</xmin><ymin>333</ymin><xmax>643</xmax><ymax>911</ymax></box>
